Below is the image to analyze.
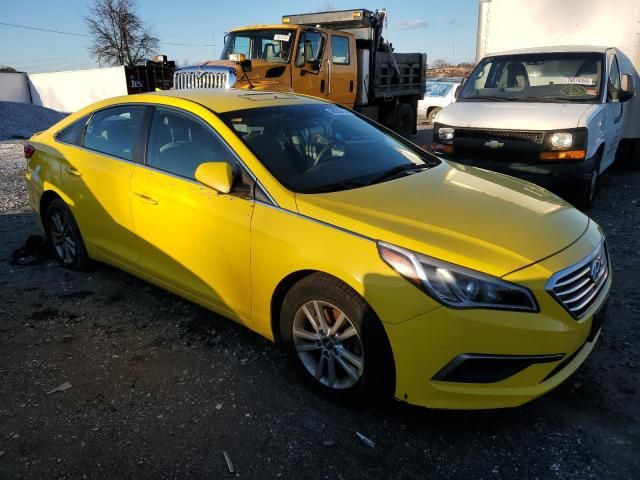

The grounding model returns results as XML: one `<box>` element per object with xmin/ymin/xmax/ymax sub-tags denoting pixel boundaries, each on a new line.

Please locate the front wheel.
<box><xmin>279</xmin><ymin>273</ymin><xmax>395</xmax><ymax>403</ymax></box>
<box><xmin>574</xmin><ymin>158</ymin><xmax>600</xmax><ymax>210</ymax></box>
<box><xmin>427</xmin><ymin>107</ymin><xmax>441</xmax><ymax>124</ymax></box>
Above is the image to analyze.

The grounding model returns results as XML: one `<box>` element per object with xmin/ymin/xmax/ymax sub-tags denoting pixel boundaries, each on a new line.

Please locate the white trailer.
<box><xmin>434</xmin><ymin>0</ymin><xmax>640</xmax><ymax>208</ymax></box>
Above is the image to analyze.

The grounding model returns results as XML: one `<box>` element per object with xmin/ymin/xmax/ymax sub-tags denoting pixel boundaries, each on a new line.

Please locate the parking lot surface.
<box><xmin>1</xmin><ymin>136</ymin><xmax>638</xmax><ymax>479</ymax></box>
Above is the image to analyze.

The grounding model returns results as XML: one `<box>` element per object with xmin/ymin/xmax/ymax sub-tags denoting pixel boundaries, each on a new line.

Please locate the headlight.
<box><xmin>378</xmin><ymin>241</ymin><xmax>538</xmax><ymax>311</ymax></box>
<box><xmin>437</xmin><ymin>127</ymin><xmax>454</xmax><ymax>141</ymax></box>
<box><xmin>550</xmin><ymin>132</ymin><xmax>573</xmax><ymax>149</ymax></box>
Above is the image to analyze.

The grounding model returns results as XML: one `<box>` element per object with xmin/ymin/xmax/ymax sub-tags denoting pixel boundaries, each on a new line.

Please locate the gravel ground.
<box><xmin>0</xmin><ymin>102</ymin><xmax>66</xmax><ymax>141</ymax></box>
<box><xmin>0</xmin><ymin>133</ymin><xmax>639</xmax><ymax>479</ymax></box>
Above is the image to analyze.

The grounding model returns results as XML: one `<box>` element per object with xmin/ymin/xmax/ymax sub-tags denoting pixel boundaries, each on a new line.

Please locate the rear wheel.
<box><xmin>394</xmin><ymin>103</ymin><xmax>415</xmax><ymax>138</ymax></box>
<box><xmin>279</xmin><ymin>273</ymin><xmax>395</xmax><ymax>403</ymax></box>
<box><xmin>44</xmin><ymin>198</ymin><xmax>90</xmax><ymax>270</ymax></box>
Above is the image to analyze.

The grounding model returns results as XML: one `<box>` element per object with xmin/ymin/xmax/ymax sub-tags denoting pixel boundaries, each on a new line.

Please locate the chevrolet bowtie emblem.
<box><xmin>485</xmin><ymin>140</ymin><xmax>505</xmax><ymax>149</ymax></box>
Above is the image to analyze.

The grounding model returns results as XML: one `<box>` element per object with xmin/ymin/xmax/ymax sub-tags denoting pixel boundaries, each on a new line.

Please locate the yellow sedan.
<box><xmin>24</xmin><ymin>90</ymin><xmax>610</xmax><ymax>409</ymax></box>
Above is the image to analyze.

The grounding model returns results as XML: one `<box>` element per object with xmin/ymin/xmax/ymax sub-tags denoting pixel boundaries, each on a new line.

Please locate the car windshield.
<box><xmin>221</xmin><ymin>29</ymin><xmax>294</xmax><ymax>63</ymax></box>
<box><xmin>458</xmin><ymin>52</ymin><xmax>603</xmax><ymax>103</ymax></box>
<box><xmin>425</xmin><ymin>83</ymin><xmax>453</xmax><ymax>97</ymax></box>
<box><xmin>220</xmin><ymin>104</ymin><xmax>439</xmax><ymax>193</ymax></box>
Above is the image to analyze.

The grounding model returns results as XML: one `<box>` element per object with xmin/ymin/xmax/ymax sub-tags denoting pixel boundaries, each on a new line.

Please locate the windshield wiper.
<box><xmin>462</xmin><ymin>95</ymin><xmax>510</xmax><ymax>102</ymax></box>
<box><xmin>303</xmin><ymin>179</ymin><xmax>370</xmax><ymax>194</ymax></box>
<box><xmin>365</xmin><ymin>163</ymin><xmax>432</xmax><ymax>186</ymax></box>
<box><xmin>505</xmin><ymin>96</ymin><xmax>572</xmax><ymax>103</ymax></box>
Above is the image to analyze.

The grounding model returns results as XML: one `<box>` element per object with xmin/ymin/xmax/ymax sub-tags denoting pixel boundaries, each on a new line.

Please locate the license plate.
<box><xmin>588</xmin><ymin>300</ymin><xmax>608</xmax><ymax>342</ymax></box>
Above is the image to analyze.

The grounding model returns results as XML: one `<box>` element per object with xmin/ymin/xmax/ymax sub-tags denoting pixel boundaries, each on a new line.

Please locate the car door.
<box><xmin>328</xmin><ymin>33</ymin><xmax>357</xmax><ymax>108</ymax></box>
<box><xmin>291</xmin><ymin>29</ymin><xmax>328</xmax><ymax>100</ymax></box>
<box><xmin>62</xmin><ymin>105</ymin><xmax>146</xmax><ymax>267</ymax></box>
<box><xmin>602</xmin><ymin>51</ymin><xmax>624</xmax><ymax>170</ymax></box>
<box><xmin>129</xmin><ymin>106</ymin><xmax>254</xmax><ymax>322</ymax></box>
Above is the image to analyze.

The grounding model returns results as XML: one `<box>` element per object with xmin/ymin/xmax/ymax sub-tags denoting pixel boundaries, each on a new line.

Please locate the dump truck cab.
<box><xmin>174</xmin><ymin>9</ymin><xmax>426</xmax><ymax>136</ymax></box>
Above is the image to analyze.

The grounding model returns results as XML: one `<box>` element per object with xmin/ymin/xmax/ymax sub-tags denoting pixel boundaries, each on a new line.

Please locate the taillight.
<box><xmin>24</xmin><ymin>143</ymin><xmax>35</xmax><ymax>160</ymax></box>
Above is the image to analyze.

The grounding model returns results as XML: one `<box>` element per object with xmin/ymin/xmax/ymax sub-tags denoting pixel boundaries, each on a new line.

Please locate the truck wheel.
<box><xmin>394</xmin><ymin>103</ymin><xmax>415</xmax><ymax>138</ymax></box>
<box><xmin>427</xmin><ymin>107</ymin><xmax>441</xmax><ymax>124</ymax></box>
<box><xmin>629</xmin><ymin>139</ymin><xmax>640</xmax><ymax>171</ymax></box>
<box><xmin>575</xmin><ymin>156</ymin><xmax>600</xmax><ymax>210</ymax></box>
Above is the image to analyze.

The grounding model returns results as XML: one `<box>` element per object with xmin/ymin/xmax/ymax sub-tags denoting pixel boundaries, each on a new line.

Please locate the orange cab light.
<box><xmin>539</xmin><ymin>150</ymin><xmax>586</xmax><ymax>161</ymax></box>
<box><xmin>432</xmin><ymin>143</ymin><xmax>454</xmax><ymax>155</ymax></box>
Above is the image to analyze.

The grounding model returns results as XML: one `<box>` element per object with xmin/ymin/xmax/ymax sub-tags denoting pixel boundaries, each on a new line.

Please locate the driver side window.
<box><xmin>146</xmin><ymin>108</ymin><xmax>236</xmax><ymax>180</ymax></box>
<box><xmin>295</xmin><ymin>31</ymin><xmax>325</xmax><ymax>67</ymax></box>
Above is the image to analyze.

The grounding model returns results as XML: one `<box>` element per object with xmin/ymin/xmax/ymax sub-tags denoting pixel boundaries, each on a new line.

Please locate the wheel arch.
<box><xmin>270</xmin><ymin>269</ymin><xmax>382</xmax><ymax>345</ymax></box>
<box><xmin>39</xmin><ymin>189</ymin><xmax>64</xmax><ymax>224</ymax></box>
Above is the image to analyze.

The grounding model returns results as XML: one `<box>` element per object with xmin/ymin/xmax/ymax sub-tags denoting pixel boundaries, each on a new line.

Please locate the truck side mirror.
<box><xmin>310</xmin><ymin>58</ymin><xmax>321</xmax><ymax>72</ymax></box>
<box><xmin>619</xmin><ymin>74</ymin><xmax>635</xmax><ymax>102</ymax></box>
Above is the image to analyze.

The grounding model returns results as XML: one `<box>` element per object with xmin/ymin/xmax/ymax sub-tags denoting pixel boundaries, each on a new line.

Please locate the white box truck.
<box><xmin>432</xmin><ymin>0</ymin><xmax>640</xmax><ymax>208</ymax></box>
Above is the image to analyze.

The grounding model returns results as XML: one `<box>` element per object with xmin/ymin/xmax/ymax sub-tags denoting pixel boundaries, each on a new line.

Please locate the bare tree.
<box><xmin>430</xmin><ymin>59</ymin><xmax>451</xmax><ymax>69</ymax></box>
<box><xmin>86</xmin><ymin>0</ymin><xmax>159</xmax><ymax>67</ymax></box>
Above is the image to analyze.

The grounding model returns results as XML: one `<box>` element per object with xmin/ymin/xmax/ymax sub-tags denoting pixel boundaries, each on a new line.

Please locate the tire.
<box><xmin>279</xmin><ymin>273</ymin><xmax>395</xmax><ymax>403</ymax></box>
<box><xmin>427</xmin><ymin>107</ymin><xmax>441</xmax><ymax>124</ymax></box>
<box><xmin>44</xmin><ymin>198</ymin><xmax>90</xmax><ymax>271</ymax></box>
<box><xmin>574</xmin><ymin>155</ymin><xmax>600</xmax><ymax>210</ymax></box>
<box><xmin>629</xmin><ymin>139</ymin><xmax>640</xmax><ymax>171</ymax></box>
<box><xmin>394</xmin><ymin>103</ymin><xmax>415</xmax><ymax>138</ymax></box>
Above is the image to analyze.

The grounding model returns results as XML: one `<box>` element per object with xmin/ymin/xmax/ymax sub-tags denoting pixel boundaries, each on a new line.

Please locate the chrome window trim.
<box><xmin>545</xmin><ymin>240</ymin><xmax>610</xmax><ymax>320</ymax></box>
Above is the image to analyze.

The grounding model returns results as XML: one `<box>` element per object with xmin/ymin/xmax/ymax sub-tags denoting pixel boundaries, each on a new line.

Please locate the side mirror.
<box><xmin>195</xmin><ymin>162</ymin><xmax>234</xmax><ymax>193</ymax></box>
<box><xmin>619</xmin><ymin>74</ymin><xmax>635</xmax><ymax>102</ymax></box>
<box><xmin>310</xmin><ymin>58</ymin><xmax>321</xmax><ymax>71</ymax></box>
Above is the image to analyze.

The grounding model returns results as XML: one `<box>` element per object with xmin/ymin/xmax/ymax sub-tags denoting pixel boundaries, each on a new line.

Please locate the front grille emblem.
<box><xmin>590</xmin><ymin>256</ymin><xmax>604</xmax><ymax>281</ymax></box>
<box><xmin>484</xmin><ymin>140</ymin><xmax>505</xmax><ymax>149</ymax></box>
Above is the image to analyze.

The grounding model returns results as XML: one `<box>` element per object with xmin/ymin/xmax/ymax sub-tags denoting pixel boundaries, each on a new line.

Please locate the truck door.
<box><xmin>328</xmin><ymin>34</ymin><xmax>358</xmax><ymax>108</ymax></box>
<box><xmin>292</xmin><ymin>30</ymin><xmax>327</xmax><ymax>99</ymax></box>
<box><xmin>602</xmin><ymin>52</ymin><xmax>624</xmax><ymax>170</ymax></box>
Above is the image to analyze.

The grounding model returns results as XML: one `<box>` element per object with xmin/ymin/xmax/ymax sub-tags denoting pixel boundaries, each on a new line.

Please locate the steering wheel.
<box><xmin>312</xmin><ymin>139</ymin><xmax>346</xmax><ymax>167</ymax></box>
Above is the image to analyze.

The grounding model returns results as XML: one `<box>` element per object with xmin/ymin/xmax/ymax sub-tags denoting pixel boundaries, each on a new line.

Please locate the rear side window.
<box><xmin>146</xmin><ymin>108</ymin><xmax>236</xmax><ymax>179</ymax></box>
<box><xmin>55</xmin><ymin>115</ymin><xmax>89</xmax><ymax>146</ymax></box>
<box><xmin>331</xmin><ymin>36</ymin><xmax>349</xmax><ymax>64</ymax></box>
<box><xmin>83</xmin><ymin>106</ymin><xmax>146</xmax><ymax>161</ymax></box>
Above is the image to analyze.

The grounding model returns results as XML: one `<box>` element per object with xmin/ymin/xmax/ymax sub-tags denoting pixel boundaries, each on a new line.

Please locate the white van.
<box><xmin>432</xmin><ymin>0</ymin><xmax>640</xmax><ymax>208</ymax></box>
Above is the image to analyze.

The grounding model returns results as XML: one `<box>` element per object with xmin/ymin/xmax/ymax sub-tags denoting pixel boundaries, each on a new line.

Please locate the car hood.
<box><xmin>295</xmin><ymin>162</ymin><xmax>589</xmax><ymax>277</ymax></box>
<box><xmin>437</xmin><ymin>101</ymin><xmax>594</xmax><ymax>130</ymax></box>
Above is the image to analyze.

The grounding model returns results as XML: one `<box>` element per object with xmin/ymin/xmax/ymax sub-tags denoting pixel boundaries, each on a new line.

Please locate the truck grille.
<box><xmin>546</xmin><ymin>242</ymin><xmax>609</xmax><ymax>319</ymax></box>
<box><xmin>173</xmin><ymin>67</ymin><xmax>235</xmax><ymax>89</ymax></box>
<box><xmin>456</xmin><ymin>129</ymin><xmax>544</xmax><ymax>144</ymax></box>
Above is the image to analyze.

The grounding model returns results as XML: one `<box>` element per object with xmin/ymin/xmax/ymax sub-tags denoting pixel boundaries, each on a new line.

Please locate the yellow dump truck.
<box><xmin>173</xmin><ymin>9</ymin><xmax>426</xmax><ymax>136</ymax></box>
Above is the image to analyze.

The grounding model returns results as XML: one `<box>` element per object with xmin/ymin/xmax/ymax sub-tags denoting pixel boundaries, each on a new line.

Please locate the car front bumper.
<box><xmin>384</xmin><ymin>221</ymin><xmax>610</xmax><ymax>409</ymax></box>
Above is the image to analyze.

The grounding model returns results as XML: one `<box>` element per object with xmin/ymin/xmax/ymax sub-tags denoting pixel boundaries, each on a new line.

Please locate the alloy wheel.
<box><xmin>49</xmin><ymin>210</ymin><xmax>77</xmax><ymax>265</ymax></box>
<box><xmin>292</xmin><ymin>300</ymin><xmax>365</xmax><ymax>389</ymax></box>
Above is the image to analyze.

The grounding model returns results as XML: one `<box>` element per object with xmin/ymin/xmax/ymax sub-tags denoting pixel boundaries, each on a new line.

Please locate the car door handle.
<box><xmin>65</xmin><ymin>166</ymin><xmax>82</xmax><ymax>176</ymax></box>
<box><xmin>132</xmin><ymin>192</ymin><xmax>158</xmax><ymax>205</ymax></box>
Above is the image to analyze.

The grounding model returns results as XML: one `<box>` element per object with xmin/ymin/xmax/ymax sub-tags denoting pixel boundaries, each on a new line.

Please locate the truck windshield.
<box><xmin>221</xmin><ymin>29</ymin><xmax>294</xmax><ymax>63</ymax></box>
<box><xmin>459</xmin><ymin>52</ymin><xmax>603</xmax><ymax>103</ymax></box>
<box><xmin>220</xmin><ymin>104</ymin><xmax>438</xmax><ymax>193</ymax></box>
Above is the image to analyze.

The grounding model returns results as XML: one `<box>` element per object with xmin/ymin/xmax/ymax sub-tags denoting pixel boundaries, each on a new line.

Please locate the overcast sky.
<box><xmin>0</xmin><ymin>0</ymin><xmax>479</xmax><ymax>72</ymax></box>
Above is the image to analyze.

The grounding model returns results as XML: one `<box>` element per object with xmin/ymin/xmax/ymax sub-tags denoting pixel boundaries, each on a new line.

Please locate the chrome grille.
<box><xmin>546</xmin><ymin>242</ymin><xmax>609</xmax><ymax>319</ymax></box>
<box><xmin>173</xmin><ymin>67</ymin><xmax>235</xmax><ymax>90</ymax></box>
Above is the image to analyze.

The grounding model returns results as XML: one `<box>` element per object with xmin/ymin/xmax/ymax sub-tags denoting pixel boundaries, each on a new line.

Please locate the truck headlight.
<box><xmin>378</xmin><ymin>241</ymin><xmax>538</xmax><ymax>311</ymax></box>
<box><xmin>550</xmin><ymin>132</ymin><xmax>573</xmax><ymax>149</ymax></box>
<box><xmin>437</xmin><ymin>127</ymin><xmax>455</xmax><ymax>141</ymax></box>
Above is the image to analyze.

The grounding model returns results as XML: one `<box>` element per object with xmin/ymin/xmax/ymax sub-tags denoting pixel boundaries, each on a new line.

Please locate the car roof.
<box><xmin>488</xmin><ymin>45</ymin><xmax>610</xmax><ymax>56</ymax></box>
<box><xmin>146</xmin><ymin>88</ymin><xmax>326</xmax><ymax>113</ymax></box>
